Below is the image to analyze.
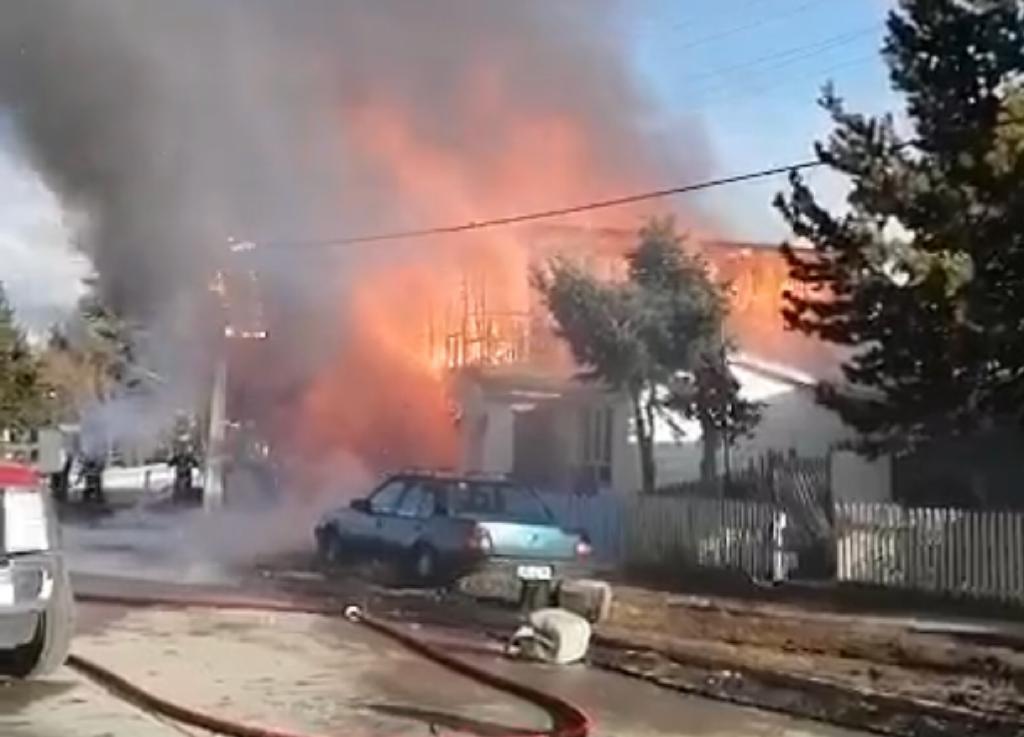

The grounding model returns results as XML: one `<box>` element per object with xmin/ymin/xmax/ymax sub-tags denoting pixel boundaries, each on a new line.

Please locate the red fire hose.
<box><xmin>69</xmin><ymin>591</ymin><xmax>590</xmax><ymax>737</ymax></box>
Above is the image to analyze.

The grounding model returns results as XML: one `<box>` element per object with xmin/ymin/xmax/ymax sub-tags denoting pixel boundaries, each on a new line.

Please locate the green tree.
<box><xmin>668</xmin><ymin>346</ymin><xmax>763</xmax><ymax>484</ymax></box>
<box><xmin>76</xmin><ymin>291</ymin><xmax>140</xmax><ymax>397</ymax></box>
<box><xmin>39</xmin><ymin>283</ymin><xmax>141</xmax><ymax>417</ymax></box>
<box><xmin>775</xmin><ymin>0</ymin><xmax>1024</xmax><ymax>451</ymax></box>
<box><xmin>0</xmin><ymin>282</ymin><xmax>48</xmax><ymax>430</ymax></box>
<box><xmin>533</xmin><ymin>218</ymin><xmax>756</xmax><ymax>493</ymax></box>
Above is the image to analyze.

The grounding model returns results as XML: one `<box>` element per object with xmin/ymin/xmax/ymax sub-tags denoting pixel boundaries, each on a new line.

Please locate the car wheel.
<box><xmin>410</xmin><ymin>543</ymin><xmax>438</xmax><ymax>584</ymax></box>
<box><xmin>0</xmin><ymin>565</ymin><xmax>74</xmax><ymax>679</ymax></box>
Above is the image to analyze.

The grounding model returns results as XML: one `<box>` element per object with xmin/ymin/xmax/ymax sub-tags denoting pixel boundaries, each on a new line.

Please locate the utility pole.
<box><xmin>202</xmin><ymin>356</ymin><xmax>227</xmax><ymax>511</ymax></box>
<box><xmin>202</xmin><ymin>237</ymin><xmax>264</xmax><ymax>512</ymax></box>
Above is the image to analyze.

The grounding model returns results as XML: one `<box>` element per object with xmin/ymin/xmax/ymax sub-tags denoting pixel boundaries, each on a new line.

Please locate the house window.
<box><xmin>579</xmin><ymin>405</ymin><xmax>614</xmax><ymax>486</ymax></box>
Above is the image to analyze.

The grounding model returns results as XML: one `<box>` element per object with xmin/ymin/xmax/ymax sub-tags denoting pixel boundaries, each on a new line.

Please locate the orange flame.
<box><xmin>275</xmin><ymin>88</ymin><xmax>832</xmax><ymax>476</ymax></box>
<box><xmin>278</xmin><ymin>93</ymin><xmax>678</xmax><ymax>474</ymax></box>
<box><xmin>252</xmin><ymin>47</ymin><xmax>841</xmax><ymax>481</ymax></box>
<box><xmin>292</xmin><ymin>290</ymin><xmax>460</xmax><ymax>473</ymax></box>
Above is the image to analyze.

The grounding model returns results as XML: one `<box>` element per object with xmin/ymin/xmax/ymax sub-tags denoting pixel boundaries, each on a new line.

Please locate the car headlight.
<box><xmin>2</xmin><ymin>488</ymin><xmax>50</xmax><ymax>554</ymax></box>
<box><xmin>0</xmin><ymin>560</ymin><xmax>53</xmax><ymax>606</ymax></box>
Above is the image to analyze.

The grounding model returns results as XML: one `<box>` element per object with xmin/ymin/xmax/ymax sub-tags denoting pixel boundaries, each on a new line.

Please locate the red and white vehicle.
<box><xmin>0</xmin><ymin>462</ymin><xmax>73</xmax><ymax>678</ymax></box>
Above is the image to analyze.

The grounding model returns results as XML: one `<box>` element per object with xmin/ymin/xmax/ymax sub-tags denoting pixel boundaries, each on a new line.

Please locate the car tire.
<box><xmin>409</xmin><ymin>543</ymin><xmax>439</xmax><ymax>585</ymax></box>
<box><xmin>0</xmin><ymin>565</ymin><xmax>74</xmax><ymax>679</ymax></box>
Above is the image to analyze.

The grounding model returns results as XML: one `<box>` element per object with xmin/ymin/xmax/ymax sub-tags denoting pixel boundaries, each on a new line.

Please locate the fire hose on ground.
<box><xmin>68</xmin><ymin>591</ymin><xmax>591</xmax><ymax>737</ymax></box>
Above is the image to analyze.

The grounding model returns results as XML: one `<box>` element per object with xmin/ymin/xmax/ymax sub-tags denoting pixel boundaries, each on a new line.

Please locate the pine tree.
<box><xmin>775</xmin><ymin>0</ymin><xmax>1024</xmax><ymax>449</ymax></box>
<box><xmin>0</xmin><ymin>282</ymin><xmax>47</xmax><ymax>430</ymax></box>
<box><xmin>40</xmin><ymin>279</ymin><xmax>143</xmax><ymax>412</ymax></box>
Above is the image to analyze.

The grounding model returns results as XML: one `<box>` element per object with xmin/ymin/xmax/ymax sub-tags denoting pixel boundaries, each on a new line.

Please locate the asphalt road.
<box><xmin>1</xmin><ymin>505</ymin><xmax>871</xmax><ymax>737</ymax></box>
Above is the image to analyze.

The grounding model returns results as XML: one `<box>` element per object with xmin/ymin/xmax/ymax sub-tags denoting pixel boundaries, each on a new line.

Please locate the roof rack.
<box><xmin>461</xmin><ymin>470</ymin><xmax>510</xmax><ymax>481</ymax></box>
<box><xmin>388</xmin><ymin>467</ymin><xmax>458</xmax><ymax>480</ymax></box>
<box><xmin>389</xmin><ymin>467</ymin><xmax>510</xmax><ymax>482</ymax></box>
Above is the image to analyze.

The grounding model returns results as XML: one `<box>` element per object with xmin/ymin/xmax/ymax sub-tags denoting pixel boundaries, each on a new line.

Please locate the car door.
<box><xmin>425</xmin><ymin>481</ymin><xmax>469</xmax><ymax>557</ymax></box>
<box><xmin>383</xmin><ymin>481</ymin><xmax>433</xmax><ymax>556</ymax></box>
<box><xmin>352</xmin><ymin>477</ymin><xmax>407</xmax><ymax>556</ymax></box>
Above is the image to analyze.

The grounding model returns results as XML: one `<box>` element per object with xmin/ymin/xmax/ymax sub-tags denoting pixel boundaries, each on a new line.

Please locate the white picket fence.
<box><xmin>835</xmin><ymin>502</ymin><xmax>1024</xmax><ymax>603</ymax></box>
<box><xmin>542</xmin><ymin>492</ymin><xmax>1024</xmax><ymax>604</ymax></box>
<box><xmin>624</xmin><ymin>496</ymin><xmax>775</xmax><ymax>575</ymax></box>
<box><xmin>541</xmin><ymin>493</ymin><xmax>775</xmax><ymax>576</ymax></box>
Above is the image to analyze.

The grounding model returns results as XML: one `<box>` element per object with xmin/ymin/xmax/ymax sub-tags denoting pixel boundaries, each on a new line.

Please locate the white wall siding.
<box><xmin>626</xmin><ymin>377</ymin><xmax>856</xmax><ymax>490</ymax></box>
<box><xmin>832</xmin><ymin>451</ymin><xmax>892</xmax><ymax>503</ymax></box>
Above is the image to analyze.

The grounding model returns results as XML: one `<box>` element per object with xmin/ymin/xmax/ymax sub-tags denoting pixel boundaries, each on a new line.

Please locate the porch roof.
<box><xmin>454</xmin><ymin>365</ymin><xmax>617</xmax><ymax>402</ymax></box>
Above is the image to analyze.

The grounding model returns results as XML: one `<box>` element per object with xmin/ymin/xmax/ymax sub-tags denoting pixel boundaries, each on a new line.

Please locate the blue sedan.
<box><xmin>314</xmin><ymin>471</ymin><xmax>591</xmax><ymax>600</ymax></box>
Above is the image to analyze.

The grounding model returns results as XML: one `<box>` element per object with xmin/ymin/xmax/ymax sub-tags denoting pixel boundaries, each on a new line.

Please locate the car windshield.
<box><xmin>449</xmin><ymin>481</ymin><xmax>552</xmax><ymax>525</ymax></box>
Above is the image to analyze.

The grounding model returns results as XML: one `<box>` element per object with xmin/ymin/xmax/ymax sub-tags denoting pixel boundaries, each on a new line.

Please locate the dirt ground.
<box><xmin>0</xmin><ymin>668</ymin><xmax>189</xmax><ymax>737</ymax></box>
<box><xmin>252</xmin><ymin>558</ymin><xmax>1024</xmax><ymax>735</ymax></box>
<box><xmin>3</xmin><ymin>593</ymin><xmax>871</xmax><ymax>737</ymax></box>
<box><xmin>7</xmin><ymin>601</ymin><xmax>553</xmax><ymax>737</ymax></box>
<box><xmin>599</xmin><ymin>585</ymin><xmax>1024</xmax><ymax>734</ymax></box>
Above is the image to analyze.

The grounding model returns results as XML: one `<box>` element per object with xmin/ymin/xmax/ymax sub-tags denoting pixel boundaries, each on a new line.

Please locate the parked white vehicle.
<box><xmin>0</xmin><ymin>462</ymin><xmax>74</xmax><ymax>678</ymax></box>
<box><xmin>68</xmin><ymin>462</ymin><xmax>200</xmax><ymax>501</ymax></box>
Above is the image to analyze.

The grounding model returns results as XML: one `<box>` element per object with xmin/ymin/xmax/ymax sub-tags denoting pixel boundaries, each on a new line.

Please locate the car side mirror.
<box><xmin>350</xmin><ymin>498</ymin><xmax>370</xmax><ymax>513</ymax></box>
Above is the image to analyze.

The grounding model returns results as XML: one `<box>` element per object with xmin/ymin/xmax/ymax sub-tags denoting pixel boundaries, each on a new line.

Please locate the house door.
<box><xmin>512</xmin><ymin>404</ymin><xmax>564</xmax><ymax>490</ymax></box>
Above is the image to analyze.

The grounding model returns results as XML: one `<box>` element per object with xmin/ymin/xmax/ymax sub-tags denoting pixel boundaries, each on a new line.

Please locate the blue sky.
<box><xmin>0</xmin><ymin>0</ymin><xmax>900</xmax><ymax>327</ymax></box>
<box><xmin>620</xmin><ymin>0</ymin><xmax>899</xmax><ymax>240</ymax></box>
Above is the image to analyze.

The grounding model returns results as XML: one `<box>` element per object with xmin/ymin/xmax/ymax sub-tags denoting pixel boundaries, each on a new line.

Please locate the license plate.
<box><xmin>516</xmin><ymin>564</ymin><xmax>552</xmax><ymax>581</ymax></box>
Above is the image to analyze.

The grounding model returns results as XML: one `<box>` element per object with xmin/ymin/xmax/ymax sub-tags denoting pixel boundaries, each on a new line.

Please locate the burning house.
<box><xmin>0</xmin><ymin>3</ymin><xmax>869</xmax><ymax>498</ymax></box>
<box><xmin>396</xmin><ymin>224</ymin><xmax>855</xmax><ymax>494</ymax></box>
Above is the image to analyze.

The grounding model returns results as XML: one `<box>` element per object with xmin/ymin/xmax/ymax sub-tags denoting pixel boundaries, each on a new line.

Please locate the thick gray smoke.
<box><xmin>0</xmin><ymin>1</ymin><xmax>706</xmax><ymax>467</ymax></box>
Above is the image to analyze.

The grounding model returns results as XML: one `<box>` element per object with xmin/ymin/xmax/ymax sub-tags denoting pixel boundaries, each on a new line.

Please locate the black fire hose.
<box><xmin>69</xmin><ymin>592</ymin><xmax>590</xmax><ymax>737</ymax></box>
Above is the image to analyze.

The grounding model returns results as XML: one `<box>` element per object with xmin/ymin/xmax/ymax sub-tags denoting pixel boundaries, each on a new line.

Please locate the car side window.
<box><xmin>496</xmin><ymin>484</ymin><xmax>553</xmax><ymax>524</ymax></box>
<box><xmin>453</xmin><ymin>482</ymin><xmax>499</xmax><ymax>516</ymax></box>
<box><xmin>369</xmin><ymin>479</ymin><xmax>406</xmax><ymax>515</ymax></box>
<box><xmin>430</xmin><ymin>483</ymin><xmax>450</xmax><ymax>517</ymax></box>
<box><xmin>395</xmin><ymin>484</ymin><xmax>426</xmax><ymax>518</ymax></box>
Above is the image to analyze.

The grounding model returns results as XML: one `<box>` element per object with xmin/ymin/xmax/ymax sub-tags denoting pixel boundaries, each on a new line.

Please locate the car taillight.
<box><xmin>466</xmin><ymin>525</ymin><xmax>493</xmax><ymax>555</ymax></box>
<box><xmin>1</xmin><ymin>487</ymin><xmax>50</xmax><ymax>554</ymax></box>
<box><xmin>575</xmin><ymin>536</ymin><xmax>592</xmax><ymax>558</ymax></box>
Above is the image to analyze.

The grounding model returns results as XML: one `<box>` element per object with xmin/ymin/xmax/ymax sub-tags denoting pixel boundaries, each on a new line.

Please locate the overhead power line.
<box><xmin>692</xmin><ymin>54</ymin><xmax>877</xmax><ymax>111</ymax></box>
<box><xmin>657</xmin><ymin>0</ymin><xmax>784</xmax><ymax>35</ymax></box>
<box><xmin>265</xmin><ymin>159</ymin><xmax>823</xmax><ymax>249</ymax></box>
<box><xmin>678</xmin><ymin>24</ymin><xmax>882</xmax><ymax>86</ymax></box>
<box><xmin>672</xmin><ymin>0</ymin><xmax>827</xmax><ymax>54</ymax></box>
<box><xmin>676</xmin><ymin>27</ymin><xmax>881</xmax><ymax>100</ymax></box>
<box><xmin>257</xmin><ymin>112</ymin><xmax>1024</xmax><ymax>251</ymax></box>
